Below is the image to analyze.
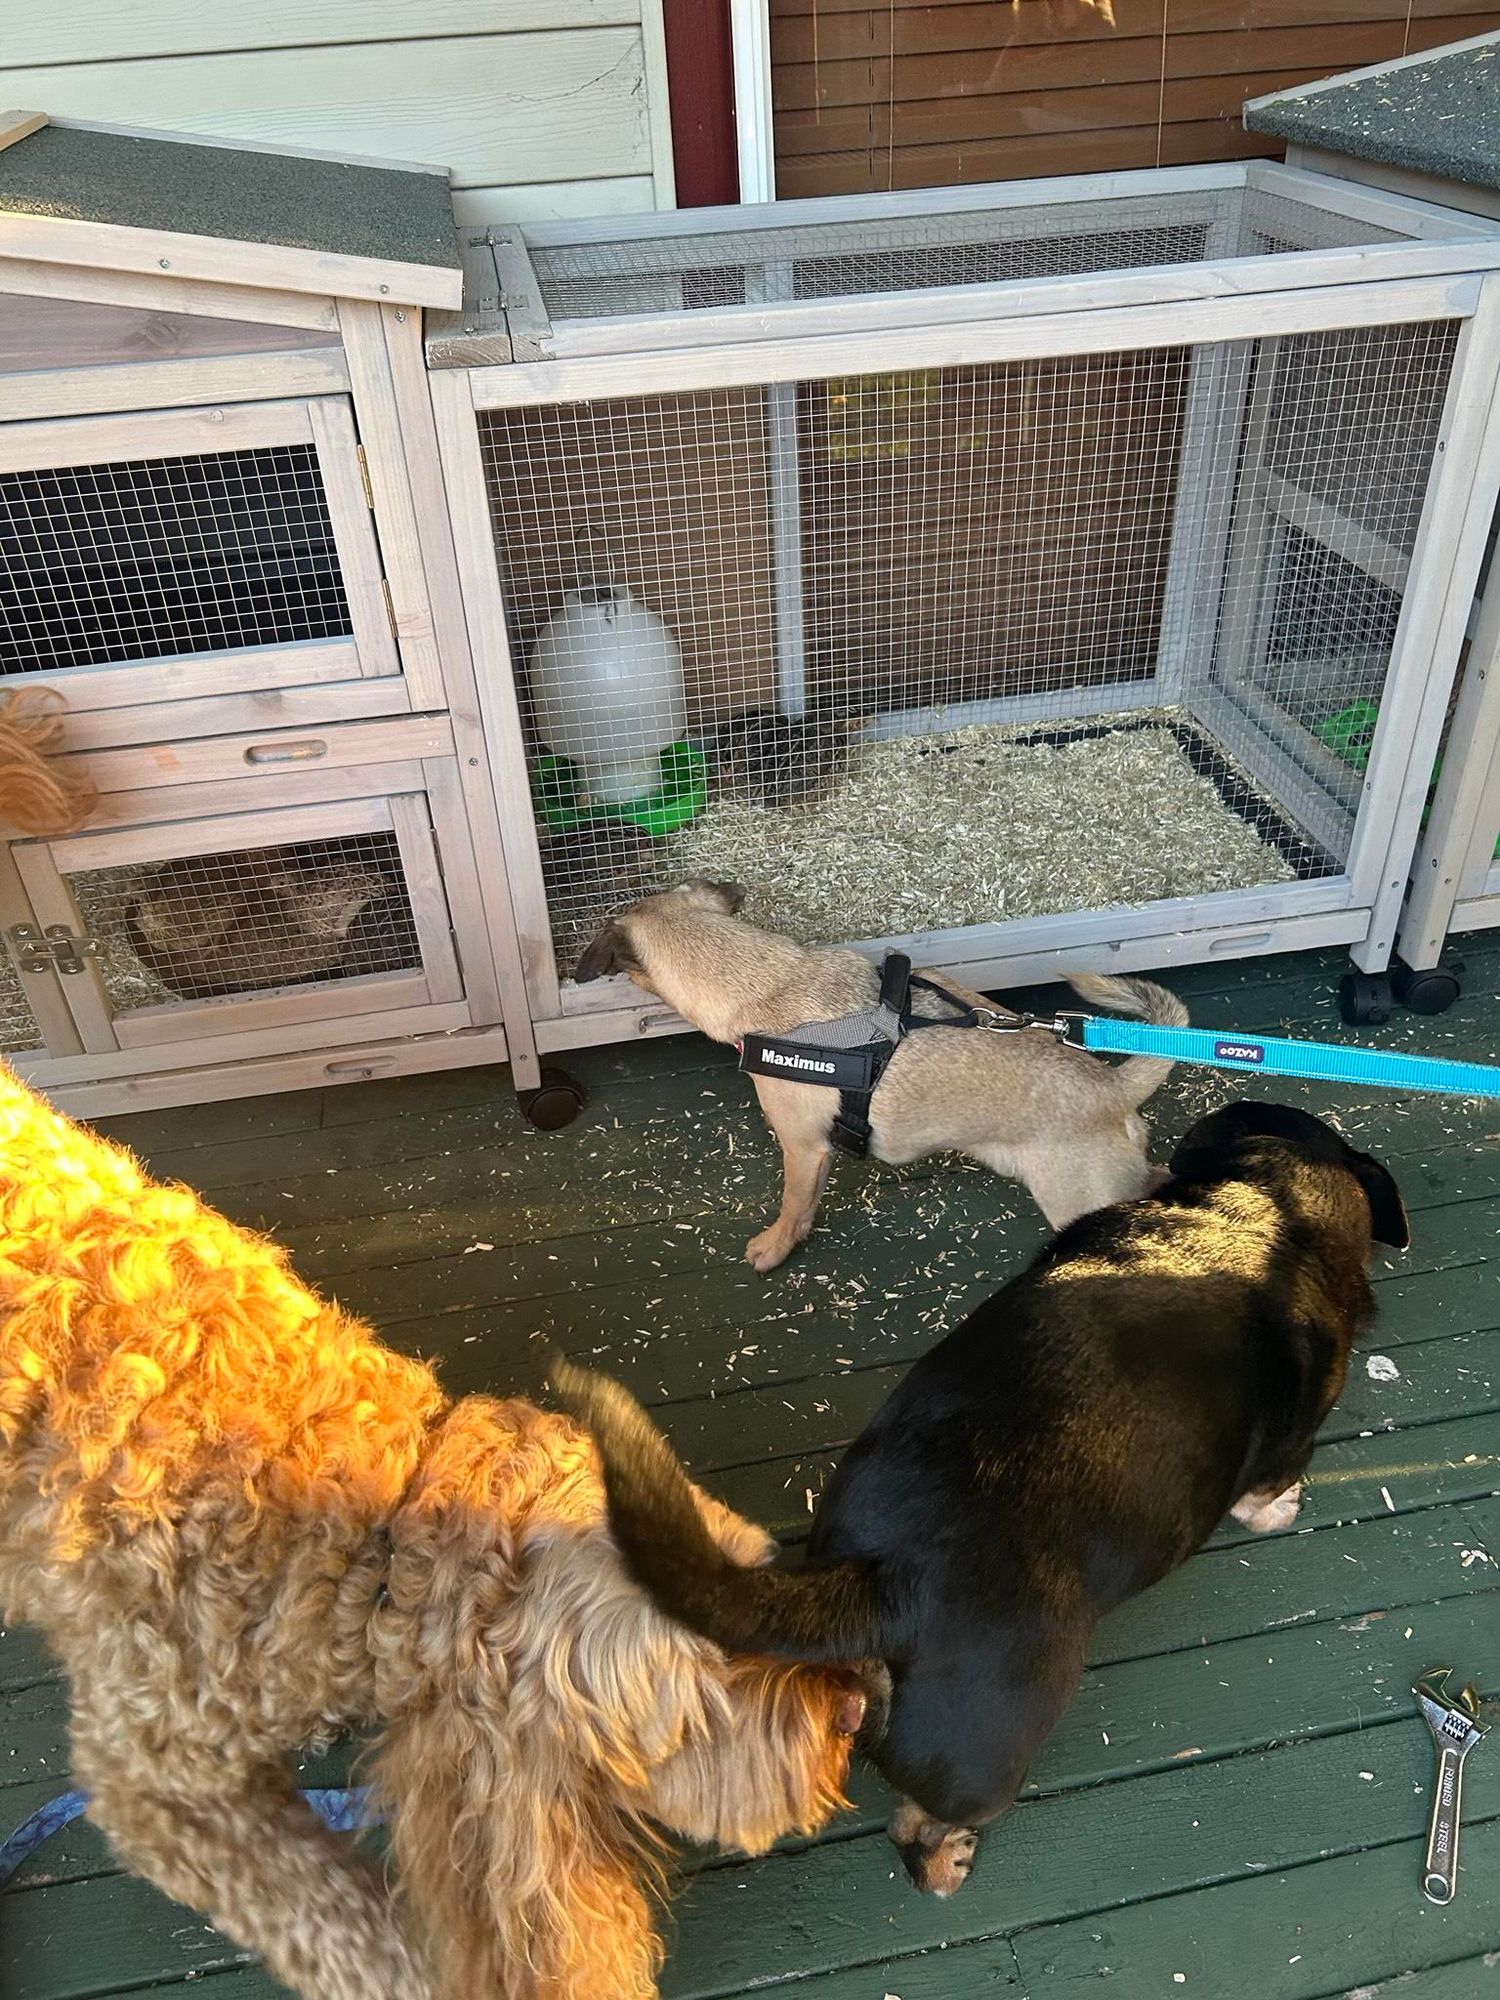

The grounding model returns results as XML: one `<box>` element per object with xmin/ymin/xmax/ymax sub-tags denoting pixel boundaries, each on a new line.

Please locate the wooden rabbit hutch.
<box><xmin>430</xmin><ymin>161</ymin><xmax>1500</xmax><ymax>1061</ymax></box>
<box><xmin>0</xmin><ymin>115</ymin><xmax>542</xmax><ymax>1119</ymax></box>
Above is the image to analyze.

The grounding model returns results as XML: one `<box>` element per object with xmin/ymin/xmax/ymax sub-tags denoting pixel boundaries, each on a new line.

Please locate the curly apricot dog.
<box><xmin>0</xmin><ymin>1070</ymin><xmax>865</xmax><ymax>2000</ymax></box>
<box><xmin>0</xmin><ymin>687</ymin><xmax>97</xmax><ymax>834</ymax></box>
<box><xmin>0</xmin><ymin>699</ymin><xmax>863</xmax><ymax>2000</ymax></box>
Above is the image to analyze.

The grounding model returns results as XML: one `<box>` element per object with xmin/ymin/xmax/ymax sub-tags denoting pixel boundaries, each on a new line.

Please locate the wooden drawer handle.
<box><xmin>244</xmin><ymin>739</ymin><xmax>329</xmax><ymax>765</ymax></box>
<box><xmin>324</xmin><ymin>1057</ymin><xmax>398</xmax><ymax>1080</ymax></box>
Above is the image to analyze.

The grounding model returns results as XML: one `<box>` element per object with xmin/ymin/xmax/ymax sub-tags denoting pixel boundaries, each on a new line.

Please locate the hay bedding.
<box><xmin>0</xmin><ymin>957</ymin><xmax>41</xmax><ymax>1057</ymax></box>
<box><xmin>661</xmin><ymin>716</ymin><xmax>1296</xmax><ymax>946</ymax></box>
<box><xmin>71</xmin><ymin>866</ymin><xmax>182</xmax><ymax>1011</ymax></box>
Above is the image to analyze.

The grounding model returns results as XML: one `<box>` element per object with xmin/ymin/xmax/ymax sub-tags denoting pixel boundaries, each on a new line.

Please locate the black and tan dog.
<box><xmin>558</xmin><ymin>1100</ymin><xmax>1408</xmax><ymax>1895</ymax></box>
<box><xmin>575</xmin><ymin>881</ymin><xmax>1188</xmax><ymax>1271</ymax></box>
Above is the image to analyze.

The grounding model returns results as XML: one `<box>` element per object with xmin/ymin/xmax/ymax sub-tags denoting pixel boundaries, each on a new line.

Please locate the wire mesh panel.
<box><xmin>526</xmin><ymin>185</ymin><xmax>1398</xmax><ymax>324</ymax></box>
<box><xmin>1205</xmin><ymin>319</ymin><xmax>1459</xmax><ymax>861</ymax></box>
<box><xmin>801</xmin><ymin>351</ymin><xmax>1188</xmax><ymax>714</ymax></box>
<box><xmin>0</xmin><ymin>444</ymin><xmax>352</xmax><ymax>676</ymax></box>
<box><xmin>1236</xmin><ymin>188</ymin><xmax>1401</xmax><ymax>259</ymax></box>
<box><xmin>0</xmin><ymin>955</ymin><xmax>43</xmax><ymax>1055</ymax></box>
<box><xmin>479</xmin><ymin>309</ymin><xmax>1459</xmax><ymax>973</ymax></box>
<box><xmin>66</xmin><ymin>831</ymin><xmax>420</xmax><ymax>1011</ymax></box>
<box><xmin>534</xmin><ymin>218</ymin><xmax>1214</xmax><ymax>319</ymax></box>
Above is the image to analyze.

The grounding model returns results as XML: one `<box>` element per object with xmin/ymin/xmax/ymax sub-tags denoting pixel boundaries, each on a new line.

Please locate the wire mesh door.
<box><xmin>0</xmin><ymin>947</ymin><xmax>44</xmax><ymax>1060</ymax></box>
<box><xmin>0</xmin><ymin>398</ymin><xmax>397</xmax><ymax>714</ymax></box>
<box><xmin>8</xmin><ymin>794</ymin><xmax>464</xmax><ymax>1057</ymax></box>
<box><xmin>1200</xmin><ymin>319</ymin><xmax>1460</xmax><ymax>870</ymax></box>
<box><xmin>476</xmin><ymin>308</ymin><xmax>1463</xmax><ymax>979</ymax></box>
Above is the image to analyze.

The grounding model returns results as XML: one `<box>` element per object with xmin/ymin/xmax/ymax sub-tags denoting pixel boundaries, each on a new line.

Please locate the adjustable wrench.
<box><xmin>1412</xmin><ymin>1667</ymin><xmax>1488</xmax><ymax>1905</ymax></box>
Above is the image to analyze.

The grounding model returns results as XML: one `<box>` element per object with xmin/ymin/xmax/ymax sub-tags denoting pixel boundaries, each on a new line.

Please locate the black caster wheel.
<box><xmin>1338</xmin><ymin>972</ymin><xmax>1393</xmax><ymax>1027</ymax></box>
<box><xmin>519</xmin><ymin>1066</ymin><xmax>586</xmax><ymax>1130</ymax></box>
<box><xmin>1392</xmin><ymin>960</ymin><xmax>1463</xmax><ymax>1015</ymax></box>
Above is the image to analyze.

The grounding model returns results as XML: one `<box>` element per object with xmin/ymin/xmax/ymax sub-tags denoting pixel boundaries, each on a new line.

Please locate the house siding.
<box><xmin>0</xmin><ymin>0</ymin><xmax>674</xmax><ymax>222</ymax></box>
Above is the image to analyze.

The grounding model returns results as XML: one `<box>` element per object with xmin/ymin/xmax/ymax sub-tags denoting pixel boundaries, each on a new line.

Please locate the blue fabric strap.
<box><xmin>0</xmin><ymin>1789</ymin><xmax>88</xmax><ymax>1887</ymax></box>
<box><xmin>1080</xmin><ymin>1017</ymin><xmax>1500</xmax><ymax>1100</ymax></box>
<box><xmin>0</xmin><ymin>1786</ymin><xmax>374</xmax><ymax>1890</ymax></box>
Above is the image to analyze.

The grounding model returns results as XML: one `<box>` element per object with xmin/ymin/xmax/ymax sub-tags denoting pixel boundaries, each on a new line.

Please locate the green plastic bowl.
<box><xmin>1315</xmin><ymin>701</ymin><xmax>1497</xmax><ymax>855</ymax></box>
<box><xmin>533</xmin><ymin>741</ymin><xmax>708</xmax><ymax>838</ymax></box>
<box><xmin>1314</xmin><ymin>701</ymin><xmax>1381</xmax><ymax>772</ymax></box>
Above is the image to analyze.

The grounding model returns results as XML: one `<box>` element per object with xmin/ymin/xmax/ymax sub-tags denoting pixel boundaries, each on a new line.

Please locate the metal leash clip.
<box><xmin>970</xmin><ymin>1007</ymin><xmax>1087</xmax><ymax>1045</ymax></box>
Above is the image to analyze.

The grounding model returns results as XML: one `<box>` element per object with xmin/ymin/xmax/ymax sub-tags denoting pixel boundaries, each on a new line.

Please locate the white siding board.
<box><xmin>2</xmin><ymin>2</ymin><xmax>641</xmax><ymax>67</ymax></box>
<box><xmin>0</xmin><ymin>31</ymin><xmax>654</xmax><ymax>192</ymax></box>
<box><xmin>451</xmin><ymin>175</ymin><xmax>657</xmax><ymax>224</ymax></box>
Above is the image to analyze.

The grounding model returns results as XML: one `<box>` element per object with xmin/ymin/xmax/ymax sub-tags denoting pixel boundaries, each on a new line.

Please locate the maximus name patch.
<box><xmin>738</xmin><ymin>1034</ymin><xmax>878</xmax><ymax>1092</ymax></box>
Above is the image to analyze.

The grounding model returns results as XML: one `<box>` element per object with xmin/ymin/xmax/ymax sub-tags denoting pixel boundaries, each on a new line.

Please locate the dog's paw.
<box><xmin>1231</xmin><ymin>1481</ymin><xmax>1303</xmax><ymax>1533</ymax></box>
<box><xmin>889</xmin><ymin>1802</ymin><xmax>981</xmax><ymax>1898</ymax></box>
<box><xmin>745</xmin><ymin>1227</ymin><xmax>794</xmax><ymax>1273</ymax></box>
<box><xmin>896</xmin><ymin>1822</ymin><xmax>980</xmax><ymax>1898</ymax></box>
<box><xmin>928</xmin><ymin>1827</ymin><xmax>980</xmax><ymax>1898</ymax></box>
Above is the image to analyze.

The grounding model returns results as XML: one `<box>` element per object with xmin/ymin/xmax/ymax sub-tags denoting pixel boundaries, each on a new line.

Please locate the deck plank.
<box><xmin>652</xmin><ymin>1727</ymin><xmax>1500</xmax><ymax>1999</ymax></box>
<box><xmin>773</xmin><ymin>1824</ymin><xmax>1500</xmax><ymax>1999</ymax></box>
<box><xmin>711</xmin><ymin>1398</ymin><xmax>1500</xmax><ymax>1544</ymax></box>
<box><xmin>6</xmin><ymin>1552</ymin><xmax>1492</xmax><ymax>1891</ymax></box>
<box><xmin>7</xmin><ymin>1597</ymin><xmax>1496</xmax><ymax>1993</ymax></box>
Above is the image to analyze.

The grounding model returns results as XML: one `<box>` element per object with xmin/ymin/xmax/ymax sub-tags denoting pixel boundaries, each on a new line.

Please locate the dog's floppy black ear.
<box><xmin>1348</xmin><ymin>1148</ymin><xmax>1409</xmax><ymax>1250</ymax></box>
<box><xmin>572</xmin><ymin>920</ymin><xmax>638</xmax><ymax>984</ymax></box>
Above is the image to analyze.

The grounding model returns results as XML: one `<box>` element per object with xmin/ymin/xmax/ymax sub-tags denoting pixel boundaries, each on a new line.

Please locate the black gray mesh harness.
<box><xmin>736</xmin><ymin>952</ymin><xmax>981</xmax><ymax>1159</ymax></box>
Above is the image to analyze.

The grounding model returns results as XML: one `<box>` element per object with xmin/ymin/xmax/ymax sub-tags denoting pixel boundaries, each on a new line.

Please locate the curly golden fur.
<box><xmin>0</xmin><ymin>1067</ymin><xmax>862</xmax><ymax>1999</ymax></box>
<box><xmin>0</xmin><ymin>688</ymin><xmax>97</xmax><ymax>834</ymax></box>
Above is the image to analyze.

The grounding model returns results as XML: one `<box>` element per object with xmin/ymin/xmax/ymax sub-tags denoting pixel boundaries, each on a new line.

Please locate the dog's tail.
<box><xmin>553</xmin><ymin>1359</ymin><xmax>879</xmax><ymax>1664</ymax></box>
<box><xmin>0</xmin><ymin>691</ymin><xmax>96</xmax><ymax>835</ymax></box>
<box><xmin>1066</xmin><ymin>971</ymin><xmax>1189</xmax><ymax>1108</ymax></box>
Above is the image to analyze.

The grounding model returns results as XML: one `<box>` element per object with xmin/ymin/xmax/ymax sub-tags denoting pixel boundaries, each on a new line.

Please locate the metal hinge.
<box><xmin>356</xmin><ymin>444</ymin><xmax>375</xmax><ymax>509</ymax></box>
<box><xmin>381</xmin><ymin>578</ymin><xmax>399</xmax><ymax>638</ymax></box>
<box><xmin>9</xmin><ymin>924</ymin><xmax>101</xmax><ymax>976</ymax></box>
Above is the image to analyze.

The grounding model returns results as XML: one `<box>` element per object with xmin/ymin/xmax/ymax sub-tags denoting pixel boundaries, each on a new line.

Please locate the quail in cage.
<box><xmin>541</xmin><ymin>818</ymin><xmax>666</xmax><ymax>911</ymax></box>
<box><xmin>125</xmin><ymin>852</ymin><xmax>399</xmax><ymax>1002</ymax></box>
<box><xmin>704</xmin><ymin>707</ymin><xmax>869</xmax><ymax>812</ymax></box>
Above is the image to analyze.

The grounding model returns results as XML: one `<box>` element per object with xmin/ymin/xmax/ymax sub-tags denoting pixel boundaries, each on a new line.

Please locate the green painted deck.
<box><xmin>3</xmin><ymin>939</ymin><xmax>1499</xmax><ymax>2000</ymax></box>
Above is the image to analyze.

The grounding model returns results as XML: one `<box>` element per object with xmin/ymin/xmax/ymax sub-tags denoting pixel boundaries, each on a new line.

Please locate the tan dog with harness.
<box><xmin>574</xmin><ymin>882</ymin><xmax>1188</xmax><ymax>1271</ymax></box>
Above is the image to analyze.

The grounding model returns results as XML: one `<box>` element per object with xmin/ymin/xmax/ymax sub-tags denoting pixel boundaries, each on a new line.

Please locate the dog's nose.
<box><xmin>837</xmin><ymin>1686</ymin><xmax>867</xmax><ymax>1735</ymax></box>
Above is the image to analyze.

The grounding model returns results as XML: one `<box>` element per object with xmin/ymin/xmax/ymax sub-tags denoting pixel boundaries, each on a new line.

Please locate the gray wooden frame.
<box><xmin>435</xmin><ymin>162</ymin><xmax>1500</xmax><ymax>375</ymax></box>
<box><xmin>1347</xmin><ymin>276</ymin><xmax>1500</xmax><ymax>972</ymax></box>
<box><xmin>11</xmin><ymin>782</ymin><xmax>464</xmax><ymax>1051</ymax></box>
<box><xmin>0</xmin><ymin>197</ymin><xmax>461</xmax><ymax>314</ymax></box>
<box><xmin>0</xmin><ymin>394</ymin><xmax>399</xmax><ymax>714</ymax></box>
<box><xmin>1399</xmin><ymin>540</ymin><xmax>1500</xmax><ymax>966</ymax></box>
<box><xmin>46</xmin><ymin>1021</ymin><xmax>512</xmax><ymax>1121</ymax></box>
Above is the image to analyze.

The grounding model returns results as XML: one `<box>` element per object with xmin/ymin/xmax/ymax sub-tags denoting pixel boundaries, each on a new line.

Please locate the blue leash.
<box><xmin>0</xmin><ymin>1786</ymin><xmax>374</xmax><ymax>1890</ymax></box>
<box><xmin>1077</xmin><ymin>1016</ymin><xmax>1500</xmax><ymax>1099</ymax></box>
